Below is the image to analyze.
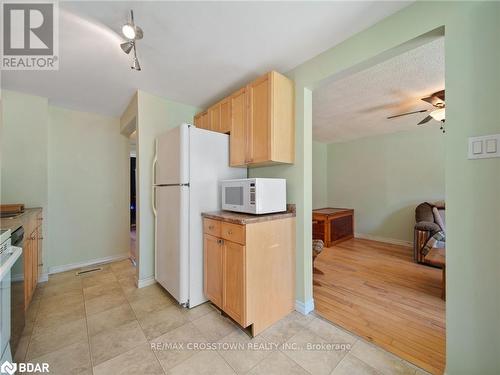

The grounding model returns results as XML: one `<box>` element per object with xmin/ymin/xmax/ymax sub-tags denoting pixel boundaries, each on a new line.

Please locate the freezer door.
<box><xmin>155</xmin><ymin>124</ymin><xmax>189</xmax><ymax>185</ymax></box>
<box><xmin>155</xmin><ymin>185</ymin><xmax>189</xmax><ymax>305</ymax></box>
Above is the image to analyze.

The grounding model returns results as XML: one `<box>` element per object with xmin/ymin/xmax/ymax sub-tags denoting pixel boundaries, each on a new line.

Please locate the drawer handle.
<box><xmin>208</xmin><ymin>225</ymin><xmax>214</xmax><ymax>230</ymax></box>
<box><xmin>227</xmin><ymin>230</ymin><xmax>233</xmax><ymax>235</ymax></box>
<box><xmin>217</xmin><ymin>239</ymin><xmax>224</xmax><ymax>245</ymax></box>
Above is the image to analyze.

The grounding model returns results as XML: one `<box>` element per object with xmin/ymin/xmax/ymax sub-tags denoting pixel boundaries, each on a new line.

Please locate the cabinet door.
<box><xmin>223</xmin><ymin>240</ymin><xmax>245</xmax><ymax>325</ymax></box>
<box><xmin>37</xmin><ymin>224</ymin><xmax>43</xmax><ymax>280</ymax></box>
<box><xmin>196</xmin><ymin>112</ymin><xmax>209</xmax><ymax>130</ymax></box>
<box><xmin>32</xmin><ymin>231</ymin><xmax>38</xmax><ymax>291</ymax></box>
<box><xmin>219</xmin><ymin>98</ymin><xmax>231</xmax><ymax>134</ymax></box>
<box><xmin>202</xmin><ymin>112</ymin><xmax>210</xmax><ymax>130</ymax></box>
<box><xmin>194</xmin><ymin>113</ymin><xmax>203</xmax><ymax>128</ymax></box>
<box><xmin>24</xmin><ymin>237</ymin><xmax>32</xmax><ymax>307</ymax></box>
<box><xmin>204</xmin><ymin>234</ymin><xmax>223</xmax><ymax>308</ymax></box>
<box><xmin>247</xmin><ymin>73</ymin><xmax>271</xmax><ymax>164</ymax></box>
<box><xmin>230</xmin><ymin>88</ymin><xmax>247</xmax><ymax>166</ymax></box>
<box><xmin>208</xmin><ymin>104</ymin><xmax>221</xmax><ymax>132</ymax></box>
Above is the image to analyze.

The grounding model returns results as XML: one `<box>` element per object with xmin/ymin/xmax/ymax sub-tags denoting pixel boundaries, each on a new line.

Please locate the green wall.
<box><xmin>326</xmin><ymin>127</ymin><xmax>445</xmax><ymax>244</ymax></box>
<box><xmin>253</xmin><ymin>2</ymin><xmax>500</xmax><ymax>372</ymax></box>
<box><xmin>136</xmin><ymin>90</ymin><xmax>198</xmax><ymax>283</ymax></box>
<box><xmin>48</xmin><ymin>106</ymin><xmax>129</xmax><ymax>268</ymax></box>
<box><xmin>1</xmin><ymin>90</ymin><xmax>49</xmax><ymax>276</ymax></box>
<box><xmin>312</xmin><ymin>141</ymin><xmax>327</xmax><ymax>209</ymax></box>
<box><xmin>1</xmin><ymin>90</ymin><xmax>130</xmax><ymax>274</ymax></box>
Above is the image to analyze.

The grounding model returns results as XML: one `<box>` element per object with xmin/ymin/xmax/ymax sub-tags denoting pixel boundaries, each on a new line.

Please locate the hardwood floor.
<box><xmin>313</xmin><ymin>238</ymin><xmax>445</xmax><ymax>374</ymax></box>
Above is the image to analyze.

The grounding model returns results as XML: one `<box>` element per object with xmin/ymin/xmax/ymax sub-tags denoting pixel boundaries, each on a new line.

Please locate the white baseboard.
<box><xmin>295</xmin><ymin>298</ymin><xmax>315</xmax><ymax>315</ymax></box>
<box><xmin>355</xmin><ymin>233</ymin><xmax>412</xmax><ymax>248</ymax></box>
<box><xmin>137</xmin><ymin>276</ymin><xmax>156</xmax><ymax>288</ymax></box>
<box><xmin>11</xmin><ymin>273</ymin><xmax>24</xmax><ymax>282</ymax></box>
<box><xmin>12</xmin><ymin>273</ymin><xmax>48</xmax><ymax>283</ymax></box>
<box><xmin>48</xmin><ymin>253</ymin><xmax>130</xmax><ymax>275</ymax></box>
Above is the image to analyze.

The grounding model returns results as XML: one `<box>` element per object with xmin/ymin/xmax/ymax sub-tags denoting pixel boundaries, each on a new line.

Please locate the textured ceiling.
<box><xmin>1</xmin><ymin>1</ymin><xmax>411</xmax><ymax>116</ymax></box>
<box><xmin>313</xmin><ymin>37</ymin><xmax>445</xmax><ymax>143</ymax></box>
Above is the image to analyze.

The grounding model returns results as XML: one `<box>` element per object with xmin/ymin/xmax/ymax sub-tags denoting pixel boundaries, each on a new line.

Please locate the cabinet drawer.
<box><xmin>204</xmin><ymin>219</ymin><xmax>221</xmax><ymax>237</ymax></box>
<box><xmin>221</xmin><ymin>222</ymin><xmax>245</xmax><ymax>245</ymax></box>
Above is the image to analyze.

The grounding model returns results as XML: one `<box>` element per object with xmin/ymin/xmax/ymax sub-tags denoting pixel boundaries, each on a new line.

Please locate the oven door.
<box><xmin>10</xmin><ymin>245</ymin><xmax>25</xmax><ymax>359</ymax></box>
<box><xmin>221</xmin><ymin>182</ymin><xmax>253</xmax><ymax>213</ymax></box>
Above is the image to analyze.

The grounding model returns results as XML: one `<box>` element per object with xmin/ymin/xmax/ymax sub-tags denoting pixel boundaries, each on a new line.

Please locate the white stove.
<box><xmin>0</xmin><ymin>228</ymin><xmax>23</xmax><ymax>364</ymax></box>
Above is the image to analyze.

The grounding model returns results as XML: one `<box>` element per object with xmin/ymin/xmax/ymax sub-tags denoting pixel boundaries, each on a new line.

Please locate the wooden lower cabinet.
<box><xmin>203</xmin><ymin>216</ymin><xmax>295</xmax><ymax>335</ymax></box>
<box><xmin>22</xmin><ymin>209</ymin><xmax>43</xmax><ymax>309</ymax></box>
<box><xmin>222</xmin><ymin>240</ymin><xmax>245</xmax><ymax>324</ymax></box>
<box><xmin>203</xmin><ymin>234</ymin><xmax>223</xmax><ymax>308</ymax></box>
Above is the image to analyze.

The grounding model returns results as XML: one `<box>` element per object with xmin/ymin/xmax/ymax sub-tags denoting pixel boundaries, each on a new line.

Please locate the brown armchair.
<box><xmin>414</xmin><ymin>201</ymin><xmax>445</xmax><ymax>263</ymax></box>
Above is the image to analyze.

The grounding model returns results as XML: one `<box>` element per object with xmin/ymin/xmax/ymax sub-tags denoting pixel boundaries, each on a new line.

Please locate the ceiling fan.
<box><xmin>387</xmin><ymin>90</ymin><xmax>446</xmax><ymax>133</ymax></box>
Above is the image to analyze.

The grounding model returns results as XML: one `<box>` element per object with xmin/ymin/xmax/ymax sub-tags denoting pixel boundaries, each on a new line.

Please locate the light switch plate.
<box><xmin>472</xmin><ymin>140</ymin><xmax>483</xmax><ymax>154</ymax></box>
<box><xmin>485</xmin><ymin>139</ymin><xmax>497</xmax><ymax>154</ymax></box>
<box><xmin>468</xmin><ymin>134</ymin><xmax>500</xmax><ymax>159</ymax></box>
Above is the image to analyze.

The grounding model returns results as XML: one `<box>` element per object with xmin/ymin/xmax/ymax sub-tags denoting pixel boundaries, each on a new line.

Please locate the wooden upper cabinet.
<box><xmin>195</xmin><ymin>71</ymin><xmax>294</xmax><ymax>167</ymax></box>
<box><xmin>219</xmin><ymin>98</ymin><xmax>231</xmax><ymax>134</ymax></box>
<box><xmin>230</xmin><ymin>88</ymin><xmax>247</xmax><ymax>167</ymax></box>
<box><xmin>247</xmin><ymin>71</ymin><xmax>294</xmax><ymax>166</ymax></box>
<box><xmin>247</xmin><ymin>74</ymin><xmax>271</xmax><ymax>164</ymax></box>
<box><xmin>208</xmin><ymin>103</ymin><xmax>221</xmax><ymax>132</ymax></box>
<box><xmin>194</xmin><ymin>113</ymin><xmax>202</xmax><ymax>128</ymax></box>
<box><xmin>205</xmin><ymin>98</ymin><xmax>231</xmax><ymax>134</ymax></box>
<box><xmin>194</xmin><ymin>111</ymin><xmax>209</xmax><ymax>130</ymax></box>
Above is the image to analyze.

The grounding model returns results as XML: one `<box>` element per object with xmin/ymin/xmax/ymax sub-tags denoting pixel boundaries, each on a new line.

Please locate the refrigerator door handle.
<box><xmin>152</xmin><ymin>153</ymin><xmax>158</xmax><ymax>217</ymax></box>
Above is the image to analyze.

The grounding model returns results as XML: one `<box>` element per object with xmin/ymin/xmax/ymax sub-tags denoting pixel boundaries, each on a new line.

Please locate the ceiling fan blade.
<box><xmin>433</xmin><ymin>90</ymin><xmax>445</xmax><ymax>101</ymax></box>
<box><xmin>417</xmin><ymin>115</ymin><xmax>433</xmax><ymax>125</ymax></box>
<box><xmin>421</xmin><ymin>90</ymin><xmax>445</xmax><ymax>107</ymax></box>
<box><xmin>387</xmin><ymin>109</ymin><xmax>428</xmax><ymax>120</ymax></box>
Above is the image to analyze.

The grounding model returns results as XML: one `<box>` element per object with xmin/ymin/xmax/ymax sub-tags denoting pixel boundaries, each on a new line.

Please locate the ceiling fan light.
<box><xmin>122</xmin><ymin>23</ymin><xmax>136</xmax><ymax>40</ymax></box>
<box><xmin>430</xmin><ymin>108</ymin><xmax>446</xmax><ymax>122</ymax></box>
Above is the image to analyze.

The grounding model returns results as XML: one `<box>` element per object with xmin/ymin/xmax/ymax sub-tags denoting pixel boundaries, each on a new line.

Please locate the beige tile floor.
<box><xmin>15</xmin><ymin>259</ymin><xmax>431</xmax><ymax>375</ymax></box>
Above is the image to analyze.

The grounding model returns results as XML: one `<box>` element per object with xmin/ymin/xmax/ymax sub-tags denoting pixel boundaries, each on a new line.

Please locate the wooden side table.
<box><xmin>424</xmin><ymin>248</ymin><xmax>446</xmax><ymax>300</ymax></box>
<box><xmin>313</xmin><ymin>208</ymin><xmax>354</xmax><ymax>247</ymax></box>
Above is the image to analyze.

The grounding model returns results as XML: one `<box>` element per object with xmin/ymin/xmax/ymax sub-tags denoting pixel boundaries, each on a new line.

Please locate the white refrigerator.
<box><xmin>153</xmin><ymin>123</ymin><xmax>246</xmax><ymax>308</ymax></box>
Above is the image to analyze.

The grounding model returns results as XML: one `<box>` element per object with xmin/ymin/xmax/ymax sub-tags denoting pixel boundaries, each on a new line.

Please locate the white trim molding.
<box><xmin>48</xmin><ymin>253</ymin><xmax>130</xmax><ymax>275</ymax></box>
<box><xmin>355</xmin><ymin>233</ymin><xmax>412</xmax><ymax>248</ymax></box>
<box><xmin>295</xmin><ymin>298</ymin><xmax>315</xmax><ymax>315</ymax></box>
<box><xmin>137</xmin><ymin>276</ymin><xmax>156</xmax><ymax>289</ymax></box>
<box><xmin>13</xmin><ymin>272</ymin><xmax>48</xmax><ymax>283</ymax></box>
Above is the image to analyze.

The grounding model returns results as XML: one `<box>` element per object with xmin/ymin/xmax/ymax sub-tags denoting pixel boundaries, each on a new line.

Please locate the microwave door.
<box><xmin>223</xmin><ymin>183</ymin><xmax>252</xmax><ymax>213</ymax></box>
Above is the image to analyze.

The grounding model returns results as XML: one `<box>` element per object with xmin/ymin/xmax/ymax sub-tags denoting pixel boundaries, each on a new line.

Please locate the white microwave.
<box><xmin>221</xmin><ymin>178</ymin><xmax>286</xmax><ymax>215</ymax></box>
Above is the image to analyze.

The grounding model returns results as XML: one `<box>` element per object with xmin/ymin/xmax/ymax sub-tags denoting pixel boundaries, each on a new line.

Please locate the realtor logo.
<box><xmin>0</xmin><ymin>361</ymin><xmax>17</xmax><ymax>375</ymax></box>
<box><xmin>1</xmin><ymin>360</ymin><xmax>49</xmax><ymax>373</ymax></box>
<box><xmin>1</xmin><ymin>1</ymin><xmax>59</xmax><ymax>69</ymax></box>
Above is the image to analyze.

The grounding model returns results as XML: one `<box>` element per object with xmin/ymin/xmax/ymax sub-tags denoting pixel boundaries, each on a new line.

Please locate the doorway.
<box><xmin>310</xmin><ymin>35</ymin><xmax>446</xmax><ymax>374</ymax></box>
<box><xmin>129</xmin><ymin>130</ymin><xmax>137</xmax><ymax>263</ymax></box>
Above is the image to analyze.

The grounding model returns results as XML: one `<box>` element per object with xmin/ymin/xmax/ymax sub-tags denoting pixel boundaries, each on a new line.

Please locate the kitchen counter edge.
<box><xmin>0</xmin><ymin>207</ymin><xmax>43</xmax><ymax>232</ymax></box>
<box><xmin>202</xmin><ymin>205</ymin><xmax>296</xmax><ymax>225</ymax></box>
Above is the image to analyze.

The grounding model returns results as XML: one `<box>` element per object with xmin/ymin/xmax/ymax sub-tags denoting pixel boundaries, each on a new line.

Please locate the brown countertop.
<box><xmin>0</xmin><ymin>207</ymin><xmax>42</xmax><ymax>232</ymax></box>
<box><xmin>202</xmin><ymin>204</ymin><xmax>296</xmax><ymax>225</ymax></box>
